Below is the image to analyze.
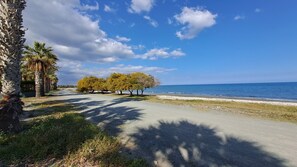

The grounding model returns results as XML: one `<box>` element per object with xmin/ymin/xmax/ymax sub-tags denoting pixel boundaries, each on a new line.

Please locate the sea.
<box><xmin>146</xmin><ymin>82</ymin><xmax>297</xmax><ymax>101</ymax></box>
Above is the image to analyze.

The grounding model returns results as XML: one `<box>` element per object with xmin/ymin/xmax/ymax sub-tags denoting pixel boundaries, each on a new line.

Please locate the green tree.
<box><xmin>77</xmin><ymin>76</ymin><xmax>98</xmax><ymax>93</ymax></box>
<box><xmin>21</xmin><ymin>63</ymin><xmax>34</xmax><ymax>81</ymax></box>
<box><xmin>49</xmin><ymin>74</ymin><xmax>59</xmax><ymax>90</ymax></box>
<box><xmin>130</xmin><ymin>72</ymin><xmax>145</xmax><ymax>96</ymax></box>
<box><xmin>44</xmin><ymin>65</ymin><xmax>58</xmax><ymax>93</ymax></box>
<box><xmin>23</xmin><ymin>42</ymin><xmax>58</xmax><ymax>97</ymax></box>
<box><xmin>0</xmin><ymin>0</ymin><xmax>26</xmax><ymax>132</ymax></box>
<box><xmin>93</xmin><ymin>78</ymin><xmax>107</xmax><ymax>93</ymax></box>
<box><xmin>141</xmin><ymin>74</ymin><xmax>160</xmax><ymax>95</ymax></box>
<box><xmin>130</xmin><ymin>72</ymin><xmax>160</xmax><ymax>95</ymax></box>
<box><xmin>106</xmin><ymin>73</ymin><xmax>127</xmax><ymax>94</ymax></box>
<box><xmin>126</xmin><ymin>74</ymin><xmax>140</xmax><ymax>96</ymax></box>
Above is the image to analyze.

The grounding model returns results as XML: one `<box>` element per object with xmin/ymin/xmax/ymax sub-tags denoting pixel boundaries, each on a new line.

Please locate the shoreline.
<box><xmin>156</xmin><ymin>94</ymin><xmax>297</xmax><ymax>107</ymax></box>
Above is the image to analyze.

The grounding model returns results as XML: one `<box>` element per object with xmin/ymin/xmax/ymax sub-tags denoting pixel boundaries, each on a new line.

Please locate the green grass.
<box><xmin>0</xmin><ymin>97</ymin><xmax>147</xmax><ymax>167</ymax></box>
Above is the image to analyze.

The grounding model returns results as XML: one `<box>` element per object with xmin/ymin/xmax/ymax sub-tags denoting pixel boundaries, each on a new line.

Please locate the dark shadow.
<box><xmin>130</xmin><ymin>121</ymin><xmax>286</xmax><ymax>167</ymax></box>
<box><xmin>22</xmin><ymin>98</ymin><xmax>98</xmax><ymax>119</ymax></box>
<box><xmin>26</xmin><ymin>97</ymin><xmax>91</xmax><ymax>107</ymax></box>
<box><xmin>24</xmin><ymin>95</ymin><xmax>144</xmax><ymax>137</ymax></box>
<box><xmin>81</xmin><ymin>99</ymin><xmax>143</xmax><ymax>136</ymax></box>
<box><xmin>83</xmin><ymin>106</ymin><xmax>142</xmax><ymax>136</ymax></box>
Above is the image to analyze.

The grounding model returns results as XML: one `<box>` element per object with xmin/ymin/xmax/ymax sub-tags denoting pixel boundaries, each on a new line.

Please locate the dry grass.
<box><xmin>118</xmin><ymin>95</ymin><xmax>297</xmax><ymax>123</ymax></box>
<box><xmin>153</xmin><ymin>97</ymin><xmax>297</xmax><ymax>123</ymax></box>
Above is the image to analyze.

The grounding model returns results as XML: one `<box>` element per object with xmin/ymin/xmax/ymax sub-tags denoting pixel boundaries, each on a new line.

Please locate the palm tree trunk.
<box><xmin>44</xmin><ymin>77</ymin><xmax>47</xmax><ymax>93</ymax></box>
<box><xmin>35</xmin><ymin>71</ymin><xmax>44</xmax><ymax>97</ymax></box>
<box><xmin>44</xmin><ymin>77</ymin><xmax>50</xmax><ymax>93</ymax></box>
<box><xmin>53</xmin><ymin>82</ymin><xmax>58</xmax><ymax>90</ymax></box>
<box><xmin>48</xmin><ymin>78</ymin><xmax>51</xmax><ymax>91</ymax></box>
<box><xmin>0</xmin><ymin>0</ymin><xmax>26</xmax><ymax>132</ymax></box>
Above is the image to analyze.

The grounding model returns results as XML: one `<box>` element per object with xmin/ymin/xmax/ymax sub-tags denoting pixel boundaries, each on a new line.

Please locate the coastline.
<box><xmin>156</xmin><ymin>94</ymin><xmax>297</xmax><ymax>107</ymax></box>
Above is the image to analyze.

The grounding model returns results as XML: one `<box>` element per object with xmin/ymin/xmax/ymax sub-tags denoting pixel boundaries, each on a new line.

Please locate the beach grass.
<box><xmin>0</xmin><ymin>97</ymin><xmax>147</xmax><ymax>167</ymax></box>
<box><xmin>121</xmin><ymin>95</ymin><xmax>297</xmax><ymax>123</ymax></box>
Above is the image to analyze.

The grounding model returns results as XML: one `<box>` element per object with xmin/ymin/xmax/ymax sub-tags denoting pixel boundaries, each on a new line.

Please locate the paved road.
<box><xmin>54</xmin><ymin>89</ymin><xmax>297</xmax><ymax>167</ymax></box>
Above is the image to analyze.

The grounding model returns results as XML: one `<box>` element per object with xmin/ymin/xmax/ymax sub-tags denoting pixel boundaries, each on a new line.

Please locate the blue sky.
<box><xmin>23</xmin><ymin>0</ymin><xmax>297</xmax><ymax>85</ymax></box>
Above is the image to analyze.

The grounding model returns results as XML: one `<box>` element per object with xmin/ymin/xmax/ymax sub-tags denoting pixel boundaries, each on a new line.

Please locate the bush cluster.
<box><xmin>77</xmin><ymin>72</ymin><xmax>159</xmax><ymax>96</ymax></box>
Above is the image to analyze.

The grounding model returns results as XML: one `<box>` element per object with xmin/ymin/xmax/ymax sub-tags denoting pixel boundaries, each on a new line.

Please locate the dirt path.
<box><xmin>53</xmin><ymin>89</ymin><xmax>297</xmax><ymax>167</ymax></box>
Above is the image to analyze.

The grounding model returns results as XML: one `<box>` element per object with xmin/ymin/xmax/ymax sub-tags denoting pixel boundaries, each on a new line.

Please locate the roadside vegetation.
<box><xmin>77</xmin><ymin>72</ymin><xmax>159</xmax><ymax>96</ymax></box>
<box><xmin>115</xmin><ymin>95</ymin><xmax>297</xmax><ymax>123</ymax></box>
<box><xmin>156</xmin><ymin>98</ymin><xmax>297</xmax><ymax>123</ymax></box>
<box><xmin>0</xmin><ymin>97</ymin><xmax>146</xmax><ymax>166</ymax></box>
<box><xmin>22</xmin><ymin>42</ymin><xmax>59</xmax><ymax>97</ymax></box>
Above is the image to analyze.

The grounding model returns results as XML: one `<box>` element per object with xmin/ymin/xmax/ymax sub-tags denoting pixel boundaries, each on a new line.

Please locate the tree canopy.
<box><xmin>77</xmin><ymin>72</ymin><xmax>159</xmax><ymax>95</ymax></box>
<box><xmin>22</xmin><ymin>42</ymin><xmax>59</xmax><ymax>97</ymax></box>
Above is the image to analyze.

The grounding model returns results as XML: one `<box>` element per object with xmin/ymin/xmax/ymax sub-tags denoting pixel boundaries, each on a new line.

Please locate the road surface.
<box><xmin>53</xmin><ymin>89</ymin><xmax>297</xmax><ymax>167</ymax></box>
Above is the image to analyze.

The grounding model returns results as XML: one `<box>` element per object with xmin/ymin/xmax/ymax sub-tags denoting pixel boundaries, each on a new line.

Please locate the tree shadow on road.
<box><xmin>81</xmin><ymin>103</ymin><xmax>143</xmax><ymax>136</ymax></box>
<box><xmin>24</xmin><ymin>96</ymin><xmax>144</xmax><ymax>137</ymax></box>
<box><xmin>130</xmin><ymin>120</ymin><xmax>286</xmax><ymax>167</ymax></box>
<box><xmin>23</xmin><ymin>98</ymin><xmax>102</xmax><ymax>118</ymax></box>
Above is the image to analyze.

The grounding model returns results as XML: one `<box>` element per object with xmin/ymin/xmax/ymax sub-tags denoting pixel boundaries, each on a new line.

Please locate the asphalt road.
<box><xmin>54</xmin><ymin>89</ymin><xmax>297</xmax><ymax>167</ymax></box>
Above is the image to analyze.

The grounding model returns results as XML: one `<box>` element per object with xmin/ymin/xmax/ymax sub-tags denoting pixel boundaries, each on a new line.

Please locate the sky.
<box><xmin>23</xmin><ymin>0</ymin><xmax>297</xmax><ymax>85</ymax></box>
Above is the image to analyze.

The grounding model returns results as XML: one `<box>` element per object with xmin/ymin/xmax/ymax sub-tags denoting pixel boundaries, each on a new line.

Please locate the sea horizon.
<box><xmin>159</xmin><ymin>81</ymin><xmax>297</xmax><ymax>86</ymax></box>
<box><xmin>147</xmin><ymin>82</ymin><xmax>297</xmax><ymax>101</ymax></box>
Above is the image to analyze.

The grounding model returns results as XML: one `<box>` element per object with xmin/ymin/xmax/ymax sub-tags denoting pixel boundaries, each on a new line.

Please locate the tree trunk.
<box><xmin>0</xmin><ymin>0</ymin><xmax>26</xmax><ymax>132</ymax></box>
<box><xmin>48</xmin><ymin>78</ymin><xmax>51</xmax><ymax>91</ymax></box>
<box><xmin>0</xmin><ymin>96</ymin><xmax>23</xmax><ymax>132</ymax></box>
<box><xmin>44</xmin><ymin>77</ymin><xmax>47</xmax><ymax>93</ymax></box>
<box><xmin>137</xmin><ymin>90</ymin><xmax>139</xmax><ymax>96</ymax></box>
<box><xmin>141</xmin><ymin>89</ymin><xmax>144</xmax><ymax>95</ymax></box>
<box><xmin>120</xmin><ymin>90</ymin><xmax>122</xmax><ymax>95</ymax></box>
<box><xmin>53</xmin><ymin>82</ymin><xmax>58</xmax><ymax>90</ymax></box>
<box><xmin>35</xmin><ymin>71</ymin><xmax>44</xmax><ymax>97</ymax></box>
<box><xmin>44</xmin><ymin>77</ymin><xmax>50</xmax><ymax>93</ymax></box>
<box><xmin>129</xmin><ymin>90</ymin><xmax>133</xmax><ymax>96</ymax></box>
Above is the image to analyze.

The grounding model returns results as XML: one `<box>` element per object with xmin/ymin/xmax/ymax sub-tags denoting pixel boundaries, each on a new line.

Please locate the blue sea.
<box><xmin>146</xmin><ymin>82</ymin><xmax>297</xmax><ymax>101</ymax></box>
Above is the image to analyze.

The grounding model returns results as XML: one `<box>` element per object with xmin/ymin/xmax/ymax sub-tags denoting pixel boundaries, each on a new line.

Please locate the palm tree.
<box><xmin>21</xmin><ymin>63</ymin><xmax>34</xmax><ymax>81</ymax></box>
<box><xmin>23</xmin><ymin>42</ymin><xmax>58</xmax><ymax>97</ymax></box>
<box><xmin>49</xmin><ymin>74</ymin><xmax>59</xmax><ymax>90</ymax></box>
<box><xmin>44</xmin><ymin>65</ymin><xmax>58</xmax><ymax>93</ymax></box>
<box><xmin>0</xmin><ymin>0</ymin><xmax>26</xmax><ymax>132</ymax></box>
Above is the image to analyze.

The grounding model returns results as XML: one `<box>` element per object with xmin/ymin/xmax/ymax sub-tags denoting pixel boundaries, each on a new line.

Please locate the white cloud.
<box><xmin>139</xmin><ymin>48</ymin><xmax>185</xmax><ymax>60</ymax></box>
<box><xmin>106</xmin><ymin>64</ymin><xmax>175</xmax><ymax>75</ymax></box>
<box><xmin>133</xmin><ymin>44</ymin><xmax>145</xmax><ymax>50</ymax></box>
<box><xmin>115</xmin><ymin>35</ymin><xmax>131</xmax><ymax>42</ymax></box>
<box><xmin>58</xmin><ymin>61</ymin><xmax>174</xmax><ymax>84</ymax></box>
<box><xmin>170</xmin><ymin>49</ymin><xmax>186</xmax><ymax>56</ymax></box>
<box><xmin>80</xmin><ymin>2</ymin><xmax>100</xmax><ymax>11</ymax></box>
<box><xmin>174</xmin><ymin>7</ymin><xmax>217</xmax><ymax>40</ymax></box>
<box><xmin>143</xmin><ymin>15</ymin><xmax>159</xmax><ymax>27</ymax></box>
<box><xmin>104</xmin><ymin>5</ymin><xmax>115</xmax><ymax>13</ymax></box>
<box><xmin>58</xmin><ymin>59</ymin><xmax>100</xmax><ymax>84</ymax></box>
<box><xmin>255</xmin><ymin>8</ymin><xmax>261</xmax><ymax>13</ymax></box>
<box><xmin>23</xmin><ymin>0</ymin><xmax>183</xmax><ymax>84</ymax></box>
<box><xmin>24</xmin><ymin>0</ymin><xmax>135</xmax><ymax>64</ymax></box>
<box><xmin>234</xmin><ymin>15</ymin><xmax>245</xmax><ymax>21</ymax></box>
<box><xmin>129</xmin><ymin>0</ymin><xmax>155</xmax><ymax>13</ymax></box>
